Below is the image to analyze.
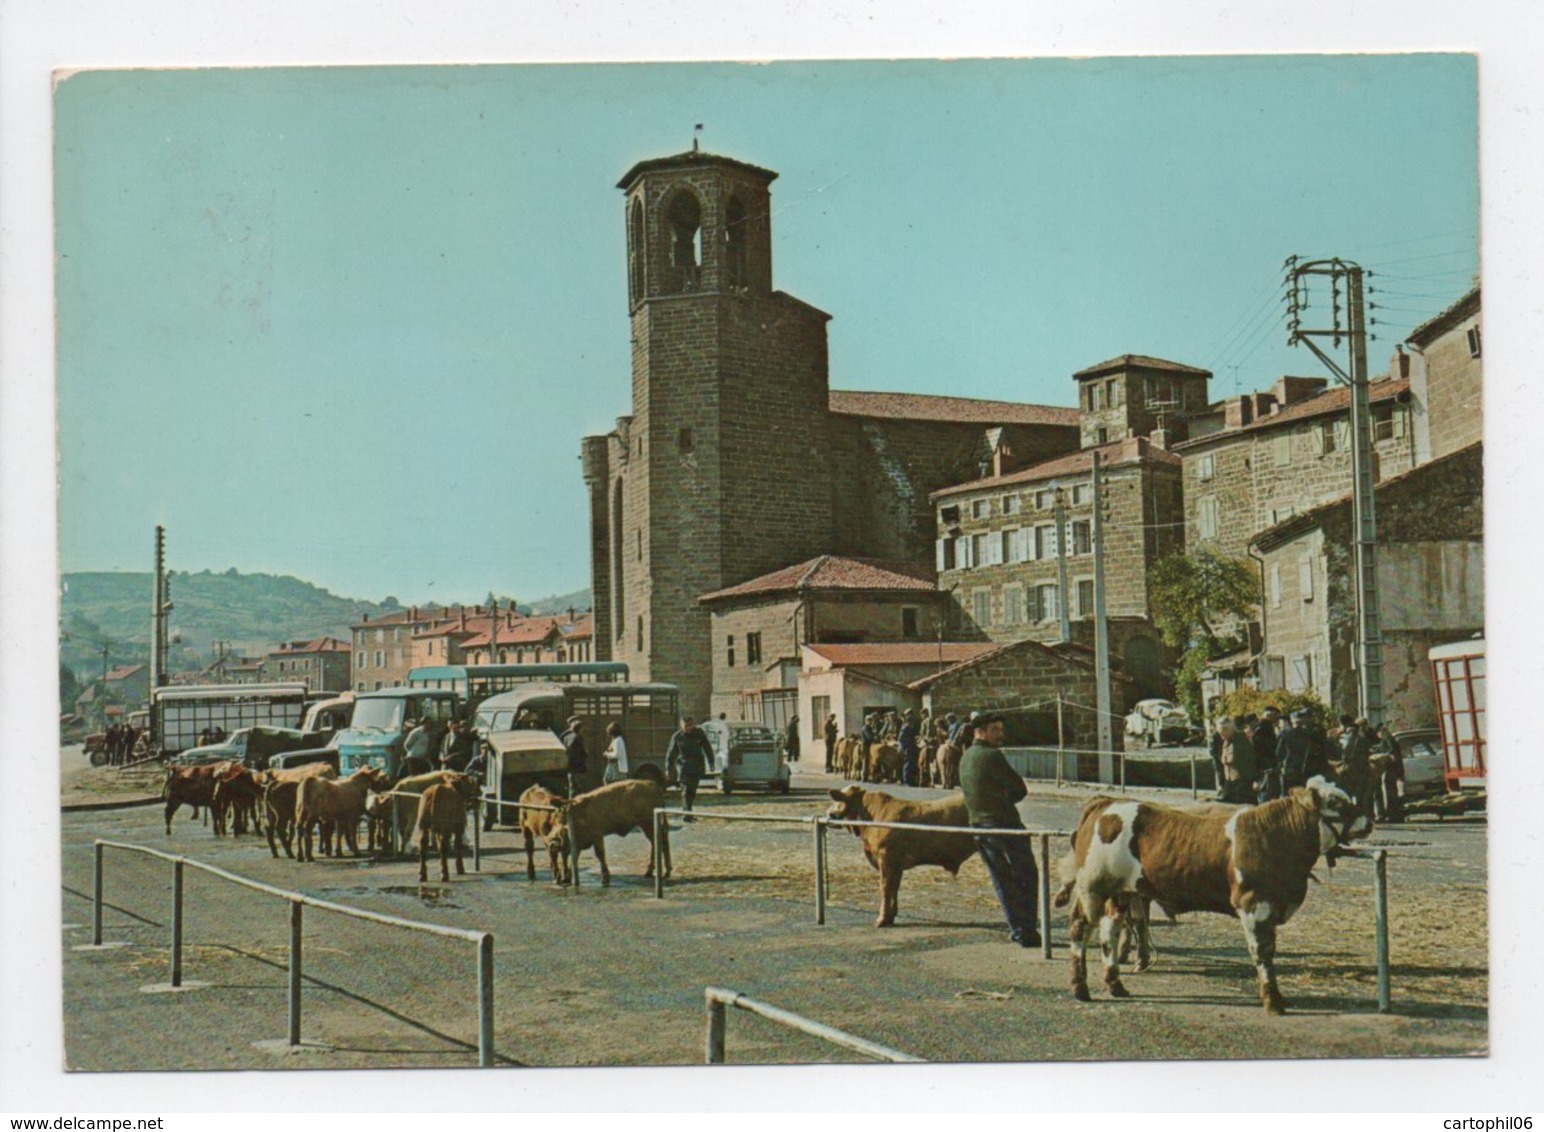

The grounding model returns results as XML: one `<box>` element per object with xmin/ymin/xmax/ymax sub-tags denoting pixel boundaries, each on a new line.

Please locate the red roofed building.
<box><xmin>698</xmin><ymin>555</ymin><xmax>949</xmax><ymax>724</ymax></box>
<box><xmin>264</xmin><ymin>637</ymin><xmax>352</xmax><ymax>692</ymax></box>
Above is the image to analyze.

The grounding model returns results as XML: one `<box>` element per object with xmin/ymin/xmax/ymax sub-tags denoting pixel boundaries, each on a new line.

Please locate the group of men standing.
<box><xmin>100</xmin><ymin>722</ymin><xmax>143</xmax><ymax>765</ymax></box>
<box><xmin>1209</xmin><ymin>707</ymin><xmax>1404</xmax><ymax>822</ymax></box>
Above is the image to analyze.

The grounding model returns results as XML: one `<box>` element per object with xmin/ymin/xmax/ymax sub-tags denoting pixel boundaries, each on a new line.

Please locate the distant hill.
<box><xmin>60</xmin><ymin>570</ymin><xmax>593</xmax><ymax>679</ymax></box>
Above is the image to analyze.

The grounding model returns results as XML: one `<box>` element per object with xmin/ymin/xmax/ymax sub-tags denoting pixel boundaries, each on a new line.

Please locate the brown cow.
<box><xmin>934</xmin><ymin>741</ymin><xmax>963</xmax><ymax>789</ymax></box>
<box><xmin>547</xmin><ymin>777</ymin><xmax>671</xmax><ymax>887</ymax></box>
<box><xmin>211</xmin><ymin>766</ymin><xmax>264</xmax><ymax>837</ymax></box>
<box><xmin>1055</xmin><ymin>777</ymin><xmax>1372</xmax><ymax>1014</ymax></box>
<box><xmin>262</xmin><ymin>763</ymin><xmax>337</xmax><ymax>858</ymax></box>
<box><xmin>416</xmin><ymin>782</ymin><xmax>469</xmax><ymax>883</ymax></box>
<box><xmin>517</xmin><ymin>784</ymin><xmax>569</xmax><ymax>883</ymax></box>
<box><xmin>163</xmin><ymin>762</ymin><xmax>235</xmax><ymax>835</ymax></box>
<box><xmin>825</xmin><ymin>786</ymin><xmax>978</xmax><ymax>927</ymax></box>
<box><xmin>295</xmin><ymin>767</ymin><xmax>386</xmax><ymax>862</ymax></box>
<box><xmin>372</xmin><ymin>771</ymin><xmax>479</xmax><ymax>856</ymax></box>
<box><xmin>865</xmin><ymin>741</ymin><xmax>902</xmax><ymax>784</ymax></box>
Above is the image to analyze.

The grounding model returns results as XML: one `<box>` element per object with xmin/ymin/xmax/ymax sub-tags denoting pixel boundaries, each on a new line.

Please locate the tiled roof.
<box><xmin>461</xmin><ymin>617</ymin><xmax>563</xmax><ymax>649</ymax></box>
<box><xmin>699</xmin><ymin>556</ymin><xmax>936</xmax><ymax>604</ymax></box>
<box><xmin>931</xmin><ymin>435</ymin><xmax>1179</xmax><ymax>501</ymax></box>
<box><xmin>805</xmin><ymin>642</ymin><xmax>1000</xmax><ymax>668</ymax></box>
<box><xmin>617</xmin><ymin>149</ymin><xmax>779</xmax><ymax>191</ymax></box>
<box><xmin>272</xmin><ymin>637</ymin><xmax>351</xmax><ymax>655</ymax></box>
<box><xmin>1407</xmin><ymin>286</ymin><xmax>1480</xmax><ymax>347</ymax></box>
<box><xmin>906</xmin><ymin>637</ymin><xmax>1134</xmax><ymax>691</ymax></box>
<box><xmin>104</xmin><ymin>664</ymin><xmax>144</xmax><ymax>681</ymax></box>
<box><xmin>1173</xmin><ymin>377</ymin><xmax>1410</xmax><ymax>453</ymax></box>
<box><xmin>559</xmin><ymin>614</ymin><xmax>594</xmax><ymax>641</ymax></box>
<box><xmin>828</xmin><ymin>390</ymin><xmax>1079</xmax><ymax>427</ymax></box>
<box><xmin>1074</xmin><ymin>354</ymin><xmax>1211</xmax><ymax>379</ymax></box>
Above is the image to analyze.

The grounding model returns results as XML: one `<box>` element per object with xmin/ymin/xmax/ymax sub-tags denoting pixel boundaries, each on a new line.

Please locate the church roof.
<box><xmin>617</xmin><ymin>149</ymin><xmax>779</xmax><ymax>191</ymax></box>
<box><xmin>698</xmin><ymin>556</ymin><xmax>935</xmax><ymax>604</ymax></box>
<box><xmin>828</xmin><ymin>390</ymin><xmax>1078</xmax><ymax>427</ymax></box>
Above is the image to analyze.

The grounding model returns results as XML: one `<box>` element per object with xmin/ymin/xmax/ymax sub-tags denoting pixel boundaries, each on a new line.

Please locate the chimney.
<box><xmin>1393</xmin><ymin>344</ymin><xmax>1410</xmax><ymax>379</ymax></box>
<box><xmin>410</xmin><ymin>605</ymin><xmax>418</xmax><ymax>621</ymax></box>
<box><xmin>567</xmin><ymin>606</ymin><xmax>576</xmax><ymax>622</ymax></box>
<box><xmin>1149</xmin><ymin>428</ymin><xmax>1169</xmax><ymax>451</ymax></box>
<box><xmin>1272</xmin><ymin>376</ymin><xmax>1328</xmax><ymax>406</ymax></box>
<box><xmin>362</xmin><ymin>613</ymin><xmax>370</xmax><ymax>623</ymax></box>
<box><xmin>459</xmin><ymin>608</ymin><xmax>466</xmax><ymax>631</ymax></box>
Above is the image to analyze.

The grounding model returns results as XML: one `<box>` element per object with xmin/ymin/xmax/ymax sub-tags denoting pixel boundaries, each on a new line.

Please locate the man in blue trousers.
<box><xmin>959</xmin><ymin>712</ymin><xmax>1040</xmax><ymax>948</ymax></box>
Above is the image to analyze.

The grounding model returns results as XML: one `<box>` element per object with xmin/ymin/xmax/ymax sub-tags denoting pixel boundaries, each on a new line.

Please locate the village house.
<box><xmin>797</xmin><ymin>641</ymin><xmax>1000</xmax><ymax>741</ymax></box>
<box><xmin>263</xmin><ymin>637</ymin><xmax>351</xmax><ymax>693</ymax></box>
<box><xmin>1405</xmin><ymin>286</ymin><xmax>1481</xmax><ymax>464</ymax></box>
<box><xmin>350</xmin><ymin>607</ymin><xmax>442</xmax><ymax>692</ymax></box>
<box><xmin>1248</xmin><ymin>442</ymin><xmax>1482</xmax><ymax>728</ymax></box>
<box><xmin>697</xmin><ymin>555</ymin><xmax>945</xmax><ymax>725</ymax></box>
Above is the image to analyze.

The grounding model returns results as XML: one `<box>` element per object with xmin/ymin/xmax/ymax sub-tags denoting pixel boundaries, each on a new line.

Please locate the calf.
<box><xmin>1057</xmin><ymin>777</ymin><xmax>1372</xmax><ymax>1014</ymax></box>
<box><xmin>211</xmin><ymin>765</ymin><xmax>264</xmax><ymax>837</ymax></box>
<box><xmin>416</xmin><ymin>782</ymin><xmax>469</xmax><ymax>883</ymax></box>
<box><xmin>933</xmin><ymin>741</ymin><xmax>963</xmax><ymax>789</ymax></box>
<box><xmin>263</xmin><ymin>763</ymin><xmax>337</xmax><ymax>859</ymax></box>
<box><xmin>163</xmin><ymin>762</ymin><xmax>234</xmax><ymax>836</ymax></box>
<box><xmin>865</xmin><ymin>741</ymin><xmax>902</xmax><ymax>784</ymax></box>
<box><xmin>547</xmin><ymin>778</ymin><xmax>671</xmax><ymax>887</ymax></box>
<box><xmin>825</xmin><ymin>786</ymin><xmax>978</xmax><ymax>927</ymax></box>
<box><xmin>374</xmin><ymin>771</ymin><xmax>479</xmax><ymax>856</ymax></box>
<box><xmin>517</xmin><ymin>784</ymin><xmax>569</xmax><ymax>883</ymax></box>
<box><xmin>295</xmin><ymin>767</ymin><xmax>386</xmax><ymax>862</ymax></box>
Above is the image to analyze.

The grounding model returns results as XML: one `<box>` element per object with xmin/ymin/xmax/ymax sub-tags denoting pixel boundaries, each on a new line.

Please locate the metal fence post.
<box><xmin>92</xmin><ymin>841</ymin><xmax>104</xmax><ymax>946</ymax></box>
<box><xmin>705</xmin><ymin>990</ymin><xmax>727</xmax><ymax>1064</ymax></box>
<box><xmin>288</xmin><ymin>899</ymin><xmax>303</xmax><ymax>1047</ymax></box>
<box><xmin>1118</xmin><ymin>750</ymin><xmax>1126</xmax><ymax>793</ymax></box>
<box><xmin>653</xmin><ymin>810</ymin><xmax>665</xmax><ymax>898</ymax></box>
<box><xmin>478</xmin><ymin>932</ymin><xmax>495</xmax><ymax>1067</ymax></box>
<box><xmin>171</xmin><ymin>857</ymin><xmax>185</xmax><ymax>988</ymax></box>
<box><xmin>814</xmin><ymin>819</ymin><xmax>828</xmax><ymax>926</ymax></box>
<box><xmin>472</xmin><ymin>799</ymin><xmax>481</xmax><ymax>873</ymax></box>
<box><xmin>1190</xmin><ymin>750</ymin><xmax>1198</xmax><ymax>800</ymax></box>
<box><xmin>1038</xmin><ymin>832</ymin><xmax>1052</xmax><ymax>960</ymax></box>
<box><xmin>1374</xmin><ymin>849</ymin><xmax>1391</xmax><ymax>1013</ymax></box>
<box><xmin>567</xmin><ymin>807</ymin><xmax>580</xmax><ymax>889</ymax></box>
<box><xmin>392</xmin><ymin>800</ymin><xmax>402</xmax><ymax>860</ymax></box>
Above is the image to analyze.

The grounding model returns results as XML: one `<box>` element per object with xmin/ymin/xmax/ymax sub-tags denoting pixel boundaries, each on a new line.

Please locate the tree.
<box><xmin>59</xmin><ymin>663</ymin><xmax>81</xmax><ymax>713</ymax></box>
<box><xmin>1149</xmin><ymin>549</ymin><xmax>1258</xmax><ymax>721</ymax></box>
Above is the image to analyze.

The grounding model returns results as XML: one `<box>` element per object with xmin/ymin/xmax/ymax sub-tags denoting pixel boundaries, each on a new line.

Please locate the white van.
<box><xmin>701</xmin><ymin>719</ymin><xmax>790</xmax><ymax>795</ymax></box>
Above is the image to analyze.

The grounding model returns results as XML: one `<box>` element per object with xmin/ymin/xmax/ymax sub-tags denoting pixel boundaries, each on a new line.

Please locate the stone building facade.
<box><xmin>1176</xmin><ymin>375</ymin><xmax>1419</xmax><ymax>561</ymax></box>
<box><xmin>1406</xmin><ymin>286</ymin><xmax>1481</xmax><ymax>464</ymax></box>
<box><xmin>350</xmin><ymin>608</ymin><xmax>440</xmax><ymax>692</ymax></box>
<box><xmin>581</xmin><ymin>149</ymin><xmax>1079</xmax><ymax>717</ymax></box>
<box><xmin>264</xmin><ymin>637</ymin><xmax>351</xmax><ymax>693</ymax></box>
<box><xmin>1073</xmin><ymin>354</ymin><xmax>1212</xmax><ymax>449</ymax></box>
<box><xmin>1250</xmin><ymin>442</ymin><xmax>1483</xmax><ymax>726</ymax></box>
<box><xmin>930</xmin><ymin>436</ymin><xmax>1180</xmax><ymax>696</ymax></box>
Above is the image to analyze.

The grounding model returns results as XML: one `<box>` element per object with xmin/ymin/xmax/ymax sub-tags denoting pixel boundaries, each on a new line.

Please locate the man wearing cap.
<box><xmin>1275</xmin><ymin>709</ymin><xmax>1326</xmax><ymax>792</ymax></box>
<box><xmin>560</xmin><ymin>716</ymin><xmax>589</xmax><ymax>796</ymax></box>
<box><xmin>666</xmin><ymin>716</ymin><xmax>715</xmax><ymax>819</ymax></box>
<box><xmin>1216</xmin><ymin>717</ymin><xmax>1259</xmax><ymax>804</ymax></box>
<box><xmin>959</xmin><ymin>712</ymin><xmax>1041</xmax><ymax>948</ymax></box>
<box><xmin>823</xmin><ymin>713</ymin><xmax>839</xmax><ymax>773</ymax></box>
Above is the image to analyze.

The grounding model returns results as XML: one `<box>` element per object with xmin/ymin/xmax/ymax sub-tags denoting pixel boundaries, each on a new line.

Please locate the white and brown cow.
<box><xmin>1055</xmin><ymin>776</ymin><xmax>1371</xmax><ymax>1014</ymax></box>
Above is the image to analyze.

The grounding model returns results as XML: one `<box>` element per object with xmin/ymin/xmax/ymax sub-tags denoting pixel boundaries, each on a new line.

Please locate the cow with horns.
<box><xmin>1054</xmin><ymin>776</ymin><xmax>1371</xmax><ymax>1014</ymax></box>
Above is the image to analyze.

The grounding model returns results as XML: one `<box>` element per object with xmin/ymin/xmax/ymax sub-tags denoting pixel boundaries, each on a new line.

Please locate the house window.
<box><xmin>1262</xmin><ymin>656</ymin><xmax>1286</xmax><ymax>691</ymax></box>
<box><xmin>1003</xmin><ymin>586</ymin><xmax>1024</xmax><ymax>625</ymax></box>
<box><xmin>746</xmin><ymin>632</ymin><xmax>763</xmax><ymax>665</ymax></box>
<box><xmin>1270</xmin><ymin>505</ymin><xmax>1297</xmax><ymax>525</ymax></box>
<box><xmin>678</xmin><ymin>427</ymin><xmax>695</xmax><ymax>453</ymax></box>
<box><xmin>1002</xmin><ymin>529</ymin><xmax>1019</xmax><ymax>564</ymax></box>
<box><xmin>1077</xmin><ymin>578</ymin><xmax>1095</xmax><ymax>618</ymax></box>
<box><xmin>357</xmin><ymin>652</ymin><xmax>366</xmax><ymax>670</ymax></box>
<box><xmin>973</xmin><ymin>589</ymin><xmax>992</xmax><ymax>626</ymax></box>
<box><xmin>1288</xmin><ymin>654</ymin><xmax>1313</xmax><ymax>693</ymax></box>
<box><xmin>1095</xmin><ymin>427</ymin><xmax>1109</xmax><ymax>444</ymax></box>
<box><xmin>636</xmin><ymin>529</ymin><xmax>642</xmax><ymax>561</ymax></box>
<box><xmin>1071</xmin><ymin>483</ymin><xmax>1091</xmax><ymax>506</ymax></box>
<box><xmin>395</xmin><ymin>628</ymin><xmax>404</xmax><ymax>642</ymax></box>
<box><xmin>637</xmin><ymin>615</ymin><xmax>644</xmax><ymax>652</ymax></box>
<box><xmin>901</xmin><ymin>607</ymin><xmax>920</xmax><ymax>639</ymax></box>
<box><xmin>1372</xmin><ymin>404</ymin><xmax>1406</xmax><ymax>442</ymax></box>
<box><xmin>937</xmin><ymin>538</ymin><xmax>957</xmax><ymax>571</ymax></box>
<box><xmin>940</xmin><ymin>504</ymin><xmax>961</xmax><ymax>526</ymax></box>
<box><xmin>812</xmin><ymin>695</ymin><xmax>831</xmax><ymax>737</ymax></box>
<box><xmin>972</xmin><ymin>499</ymin><xmax>989</xmax><ymax>519</ymax></box>
<box><xmin>1299</xmin><ymin>559</ymin><xmax>1315</xmax><ymax>602</ymax></box>
<box><xmin>395</xmin><ymin>648</ymin><xmax>404</xmax><ymax>665</ymax></box>
<box><xmin>1071</xmin><ymin>520</ymin><xmax>1092</xmax><ymax>556</ymax></box>
<box><xmin>1273</xmin><ymin>432</ymin><xmax>1292</xmax><ymax>467</ymax></box>
<box><xmin>1003</xmin><ymin>495</ymin><xmax>1021</xmax><ymax>515</ymax></box>
<box><xmin>1033</xmin><ymin>583</ymin><xmax>1060</xmax><ymax>623</ymax></box>
<box><xmin>1270</xmin><ymin>565</ymin><xmax>1282</xmax><ymax>609</ymax></box>
<box><xmin>1034</xmin><ymin>524</ymin><xmax>1058</xmax><ymax>560</ymax></box>
<box><xmin>957</xmin><ymin>536</ymin><xmax>974</xmax><ymax>569</ymax></box>
<box><xmin>1197</xmin><ymin>497</ymin><xmax>1220</xmax><ymax>540</ymax></box>
<box><xmin>971</xmin><ymin>533</ymin><xmax>989</xmax><ymax>567</ymax></box>
<box><xmin>373</xmin><ymin>650</ymin><xmax>384</xmax><ymax>668</ymax></box>
<box><xmin>1467</xmin><ymin>324</ymin><xmax>1482</xmax><ymax>358</ymax></box>
<box><xmin>1035</xmin><ymin>489</ymin><xmax>1055</xmax><ymax>510</ymax></box>
<box><xmin>1111</xmin><ymin>381</ymin><xmax>1124</xmax><ymax>408</ymax></box>
<box><xmin>1197</xmin><ymin>453</ymin><xmax>1215</xmax><ymax>481</ymax></box>
<box><xmin>727</xmin><ymin>636</ymin><xmax>735</xmax><ymax>668</ymax></box>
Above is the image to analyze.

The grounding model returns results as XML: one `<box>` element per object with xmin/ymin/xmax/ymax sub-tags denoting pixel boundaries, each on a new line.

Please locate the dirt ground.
<box><xmin>57</xmin><ymin>754</ymin><xmax>1488</xmax><ymax>1072</ymax></box>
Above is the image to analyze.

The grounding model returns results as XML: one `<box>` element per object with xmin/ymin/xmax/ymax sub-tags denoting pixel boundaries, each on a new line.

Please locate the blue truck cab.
<box><xmin>334</xmin><ymin>686</ymin><xmax>462</xmax><ymax>777</ymax></box>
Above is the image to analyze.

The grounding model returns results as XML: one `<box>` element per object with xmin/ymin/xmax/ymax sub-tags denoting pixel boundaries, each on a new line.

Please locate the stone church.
<box><xmin>580</xmin><ymin>147</ymin><xmax>1082</xmax><ymax>716</ymax></box>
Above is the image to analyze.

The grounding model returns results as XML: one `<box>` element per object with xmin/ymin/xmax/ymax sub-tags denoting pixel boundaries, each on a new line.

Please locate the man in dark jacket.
<box><xmin>960</xmin><ymin>712</ymin><xmax>1040</xmax><ymax>948</ymax></box>
<box><xmin>1250</xmin><ymin>707</ymin><xmax>1281</xmax><ymax>800</ymax></box>
<box><xmin>898</xmin><ymin>710</ymin><xmax>921</xmax><ymax>786</ymax></box>
<box><xmin>784</xmin><ymin>715</ymin><xmax>801</xmax><ymax>763</ymax></box>
<box><xmin>560</xmin><ymin>716</ymin><xmax>589</xmax><ymax>796</ymax></box>
<box><xmin>823</xmin><ymin>713</ymin><xmax>839</xmax><ymax>773</ymax></box>
<box><xmin>1276</xmin><ymin>709</ymin><xmax>1331</xmax><ymax>792</ymax></box>
<box><xmin>1216</xmin><ymin>717</ymin><xmax>1258</xmax><ymax>804</ymax></box>
<box><xmin>666</xmin><ymin>716</ymin><xmax>715</xmax><ymax>818</ymax></box>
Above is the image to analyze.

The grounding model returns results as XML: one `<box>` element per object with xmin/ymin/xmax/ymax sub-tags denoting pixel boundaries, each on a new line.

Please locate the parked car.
<box><xmin>167</xmin><ymin>725</ymin><xmax>318</xmax><ymax>768</ymax></box>
<box><xmin>1124</xmin><ymin>699</ymin><xmax>1193</xmax><ymax>748</ymax></box>
<box><xmin>701</xmin><ymin>720</ymin><xmax>790</xmax><ymax>795</ymax></box>
<box><xmin>1392</xmin><ymin>728</ymin><xmax>1445</xmax><ymax>800</ymax></box>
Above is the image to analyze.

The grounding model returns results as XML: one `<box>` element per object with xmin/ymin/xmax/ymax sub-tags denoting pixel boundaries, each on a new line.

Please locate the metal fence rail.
<box><xmin>89</xmin><ymin>839</ymin><xmax>497</xmax><ymax>1065</ymax></box>
<box><xmin>704</xmin><ymin>987</ymin><xmax>922</xmax><ymax>1064</ymax></box>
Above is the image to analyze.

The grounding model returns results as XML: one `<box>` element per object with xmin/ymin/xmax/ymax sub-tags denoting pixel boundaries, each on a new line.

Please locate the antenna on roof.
<box><xmin>693</xmin><ymin>123</ymin><xmax>703</xmax><ymax>153</ymax></box>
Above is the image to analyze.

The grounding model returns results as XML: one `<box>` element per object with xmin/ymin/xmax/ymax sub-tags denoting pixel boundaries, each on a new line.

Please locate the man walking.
<box><xmin>959</xmin><ymin>712</ymin><xmax>1040</xmax><ymax>948</ymax></box>
<box><xmin>666</xmin><ymin>715</ymin><xmax>715</xmax><ymax>820</ymax></box>
<box><xmin>560</xmin><ymin>715</ymin><xmax>589</xmax><ymax>796</ymax></box>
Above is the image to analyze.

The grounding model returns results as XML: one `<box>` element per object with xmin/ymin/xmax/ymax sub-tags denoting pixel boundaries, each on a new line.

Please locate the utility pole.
<box><xmin>1053</xmin><ymin>482</ymin><xmax>1071</xmax><ymax>644</ymax></box>
<box><xmin>1091</xmin><ymin>452</ymin><xmax>1114</xmax><ymax>778</ymax></box>
<box><xmin>100</xmin><ymin>642</ymin><xmax>110</xmax><ymax>683</ymax></box>
<box><xmin>151</xmin><ymin>526</ymin><xmax>167</xmax><ymax>691</ymax></box>
<box><xmin>1285</xmin><ymin>257</ymin><xmax>1383</xmax><ymax>726</ymax></box>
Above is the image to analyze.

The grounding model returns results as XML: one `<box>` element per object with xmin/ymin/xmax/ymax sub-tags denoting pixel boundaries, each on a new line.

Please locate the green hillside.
<box><xmin>60</xmin><ymin>570</ymin><xmax>593</xmax><ymax>679</ymax></box>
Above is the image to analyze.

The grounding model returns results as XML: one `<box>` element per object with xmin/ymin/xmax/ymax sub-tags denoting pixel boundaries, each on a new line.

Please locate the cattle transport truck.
<box><xmin>150</xmin><ymin>683</ymin><xmax>309</xmax><ymax>756</ymax></box>
<box><xmin>1429</xmin><ymin>637</ymin><xmax>1486</xmax><ymax>792</ymax></box>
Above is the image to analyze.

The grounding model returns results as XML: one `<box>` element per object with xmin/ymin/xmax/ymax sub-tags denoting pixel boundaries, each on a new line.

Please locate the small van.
<box><xmin>701</xmin><ymin>720</ymin><xmax>789</xmax><ymax>795</ymax></box>
<box><xmin>333</xmin><ymin>686</ymin><xmax>461</xmax><ymax>777</ymax></box>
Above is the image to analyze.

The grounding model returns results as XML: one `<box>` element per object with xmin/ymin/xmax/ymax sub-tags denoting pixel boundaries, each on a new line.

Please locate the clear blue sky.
<box><xmin>55</xmin><ymin>55</ymin><xmax>1478</xmax><ymax>606</ymax></box>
